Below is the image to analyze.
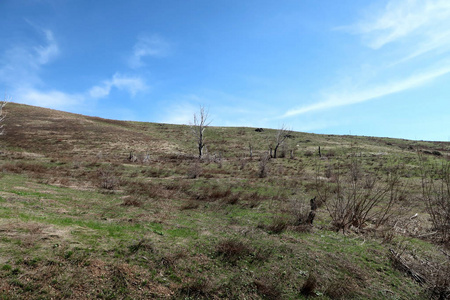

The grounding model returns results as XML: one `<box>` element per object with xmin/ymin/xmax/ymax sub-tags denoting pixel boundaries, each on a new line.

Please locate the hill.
<box><xmin>0</xmin><ymin>102</ymin><xmax>449</xmax><ymax>299</ymax></box>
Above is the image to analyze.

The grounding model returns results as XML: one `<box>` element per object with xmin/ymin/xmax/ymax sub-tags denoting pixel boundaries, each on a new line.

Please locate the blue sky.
<box><xmin>1</xmin><ymin>0</ymin><xmax>449</xmax><ymax>141</ymax></box>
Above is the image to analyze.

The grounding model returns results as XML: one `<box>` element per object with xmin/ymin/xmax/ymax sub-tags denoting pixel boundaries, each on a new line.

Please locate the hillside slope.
<box><xmin>0</xmin><ymin>103</ymin><xmax>449</xmax><ymax>299</ymax></box>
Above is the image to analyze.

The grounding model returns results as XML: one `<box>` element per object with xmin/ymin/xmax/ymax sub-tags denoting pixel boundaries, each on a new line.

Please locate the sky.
<box><xmin>1</xmin><ymin>0</ymin><xmax>449</xmax><ymax>141</ymax></box>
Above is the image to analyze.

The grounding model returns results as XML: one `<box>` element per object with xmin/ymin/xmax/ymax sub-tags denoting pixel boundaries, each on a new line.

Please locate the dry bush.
<box><xmin>177</xmin><ymin>278</ymin><xmax>211</xmax><ymax>299</ymax></box>
<box><xmin>325</xmin><ymin>279</ymin><xmax>357</xmax><ymax>299</ymax></box>
<box><xmin>180</xmin><ymin>200</ymin><xmax>200</xmax><ymax>210</ymax></box>
<box><xmin>97</xmin><ymin>165</ymin><xmax>121</xmax><ymax>190</ymax></box>
<box><xmin>244</xmin><ymin>191</ymin><xmax>264</xmax><ymax>208</ymax></box>
<box><xmin>223</xmin><ymin>192</ymin><xmax>240</xmax><ymax>205</ymax></box>
<box><xmin>389</xmin><ymin>247</ymin><xmax>450</xmax><ymax>299</ymax></box>
<box><xmin>2</xmin><ymin>162</ymin><xmax>48</xmax><ymax>174</ymax></box>
<box><xmin>188</xmin><ymin>186</ymin><xmax>240</xmax><ymax>204</ymax></box>
<box><xmin>317</xmin><ymin>156</ymin><xmax>400</xmax><ymax>232</ymax></box>
<box><xmin>419</xmin><ymin>154</ymin><xmax>450</xmax><ymax>244</ymax></box>
<box><xmin>258</xmin><ymin>153</ymin><xmax>270</xmax><ymax>178</ymax></box>
<box><xmin>254</xmin><ymin>278</ymin><xmax>282</xmax><ymax>300</ymax></box>
<box><xmin>300</xmin><ymin>273</ymin><xmax>318</xmax><ymax>297</ymax></box>
<box><xmin>304</xmin><ymin>150</ymin><xmax>314</xmax><ymax>157</ymax></box>
<box><xmin>123</xmin><ymin>180</ymin><xmax>161</xmax><ymax>198</ymax></box>
<box><xmin>215</xmin><ymin>239</ymin><xmax>251</xmax><ymax>264</ymax></box>
<box><xmin>289</xmin><ymin>198</ymin><xmax>312</xmax><ymax>225</ymax></box>
<box><xmin>426</xmin><ymin>264</ymin><xmax>450</xmax><ymax>300</ymax></box>
<box><xmin>121</xmin><ymin>196</ymin><xmax>143</xmax><ymax>207</ymax></box>
<box><xmin>258</xmin><ymin>215</ymin><xmax>289</xmax><ymax>234</ymax></box>
<box><xmin>128</xmin><ymin>239</ymin><xmax>153</xmax><ymax>254</ymax></box>
<box><xmin>160</xmin><ymin>251</ymin><xmax>187</xmax><ymax>268</ymax></box>
<box><xmin>187</xmin><ymin>161</ymin><xmax>202</xmax><ymax>179</ymax></box>
<box><xmin>209</xmin><ymin>187</ymin><xmax>232</xmax><ymax>199</ymax></box>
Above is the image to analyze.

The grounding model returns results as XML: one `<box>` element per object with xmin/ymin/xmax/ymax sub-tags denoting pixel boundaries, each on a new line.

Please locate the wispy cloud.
<box><xmin>159</xmin><ymin>102</ymin><xmax>198</xmax><ymax>125</ymax></box>
<box><xmin>284</xmin><ymin>0</ymin><xmax>450</xmax><ymax>119</ymax></box>
<box><xmin>89</xmin><ymin>73</ymin><xmax>148</xmax><ymax>99</ymax></box>
<box><xmin>34</xmin><ymin>29</ymin><xmax>59</xmax><ymax>64</ymax></box>
<box><xmin>17</xmin><ymin>88</ymin><xmax>85</xmax><ymax>110</ymax></box>
<box><xmin>128</xmin><ymin>34</ymin><xmax>170</xmax><ymax>68</ymax></box>
<box><xmin>284</xmin><ymin>63</ymin><xmax>450</xmax><ymax>117</ymax></box>
<box><xmin>0</xmin><ymin>27</ymin><xmax>59</xmax><ymax>89</ymax></box>
<box><xmin>352</xmin><ymin>0</ymin><xmax>450</xmax><ymax>55</ymax></box>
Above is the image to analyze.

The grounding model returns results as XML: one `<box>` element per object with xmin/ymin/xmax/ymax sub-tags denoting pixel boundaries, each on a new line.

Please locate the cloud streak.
<box><xmin>354</xmin><ymin>0</ymin><xmax>450</xmax><ymax>50</ymax></box>
<box><xmin>284</xmin><ymin>0</ymin><xmax>450</xmax><ymax>119</ymax></box>
<box><xmin>34</xmin><ymin>29</ymin><xmax>59</xmax><ymax>64</ymax></box>
<box><xmin>17</xmin><ymin>89</ymin><xmax>85</xmax><ymax>110</ymax></box>
<box><xmin>0</xmin><ymin>27</ymin><xmax>59</xmax><ymax>89</ymax></box>
<box><xmin>284</xmin><ymin>63</ymin><xmax>450</xmax><ymax>117</ymax></box>
<box><xmin>128</xmin><ymin>35</ymin><xmax>170</xmax><ymax>68</ymax></box>
<box><xmin>89</xmin><ymin>73</ymin><xmax>148</xmax><ymax>99</ymax></box>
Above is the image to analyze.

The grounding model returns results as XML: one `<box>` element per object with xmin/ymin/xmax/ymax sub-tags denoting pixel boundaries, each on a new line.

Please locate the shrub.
<box><xmin>419</xmin><ymin>154</ymin><xmax>450</xmax><ymax>244</ymax></box>
<box><xmin>300</xmin><ymin>273</ymin><xmax>317</xmax><ymax>297</ymax></box>
<box><xmin>177</xmin><ymin>278</ymin><xmax>211</xmax><ymax>299</ymax></box>
<box><xmin>121</xmin><ymin>196</ymin><xmax>143</xmax><ymax>207</ymax></box>
<box><xmin>266</xmin><ymin>215</ymin><xmax>288</xmax><ymax>234</ymax></box>
<box><xmin>98</xmin><ymin>165</ymin><xmax>121</xmax><ymax>190</ymax></box>
<box><xmin>254</xmin><ymin>279</ymin><xmax>282</xmax><ymax>300</ymax></box>
<box><xmin>180</xmin><ymin>200</ymin><xmax>200</xmax><ymax>210</ymax></box>
<box><xmin>128</xmin><ymin>239</ymin><xmax>153</xmax><ymax>254</ymax></box>
<box><xmin>325</xmin><ymin>280</ymin><xmax>357</xmax><ymax>299</ymax></box>
<box><xmin>319</xmin><ymin>156</ymin><xmax>400</xmax><ymax>232</ymax></box>
<box><xmin>187</xmin><ymin>162</ymin><xmax>202</xmax><ymax>179</ymax></box>
<box><xmin>215</xmin><ymin>239</ymin><xmax>251</xmax><ymax>264</ymax></box>
<box><xmin>258</xmin><ymin>153</ymin><xmax>270</xmax><ymax>178</ymax></box>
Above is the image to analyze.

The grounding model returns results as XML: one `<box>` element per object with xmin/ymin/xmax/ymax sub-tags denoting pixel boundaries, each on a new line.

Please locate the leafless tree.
<box><xmin>0</xmin><ymin>93</ymin><xmax>9</xmax><ymax>135</ymax></box>
<box><xmin>273</xmin><ymin>124</ymin><xmax>291</xmax><ymax>158</ymax></box>
<box><xmin>191</xmin><ymin>106</ymin><xmax>211</xmax><ymax>159</ymax></box>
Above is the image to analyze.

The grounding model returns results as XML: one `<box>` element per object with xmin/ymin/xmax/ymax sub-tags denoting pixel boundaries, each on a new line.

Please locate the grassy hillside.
<box><xmin>0</xmin><ymin>102</ymin><xmax>449</xmax><ymax>299</ymax></box>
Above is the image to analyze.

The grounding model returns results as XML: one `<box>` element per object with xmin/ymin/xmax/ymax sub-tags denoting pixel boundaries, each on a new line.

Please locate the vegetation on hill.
<box><xmin>0</xmin><ymin>103</ymin><xmax>449</xmax><ymax>299</ymax></box>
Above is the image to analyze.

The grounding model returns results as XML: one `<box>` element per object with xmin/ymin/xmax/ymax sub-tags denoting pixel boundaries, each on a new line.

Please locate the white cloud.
<box><xmin>352</xmin><ymin>0</ymin><xmax>450</xmax><ymax>54</ymax></box>
<box><xmin>128</xmin><ymin>35</ymin><xmax>170</xmax><ymax>68</ymax></box>
<box><xmin>159</xmin><ymin>102</ymin><xmax>198</xmax><ymax>125</ymax></box>
<box><xmin>0</xmin><ymin>28</ymin><xmax>59</xmax><ymax>89</ymax></box>
<box><xmin>34</xmin><ymin>29</ymin><xmax>59</xmax><ymax>64</ymax></box>
<box><xmin>17</xmin><ymin>88</ymin><xmax>85</xmax><ymax>110</ymax></box>
<box><xmin>283</xmin><ymin>0</ymin><xmax>450</xmax><ymax>119</ymax></box>
<box><xmin>89</xmin><ymin>73</ymin><xmax>148</xmax><ymax>99</ymax></box>
<box><xmin>284</xmin><ymin>63</ymin><xmax>450</xmax><ymax>117</ymax></box>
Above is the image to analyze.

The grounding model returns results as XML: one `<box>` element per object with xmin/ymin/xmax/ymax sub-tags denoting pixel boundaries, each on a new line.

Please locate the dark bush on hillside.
<box><xmin>177</xmin><ymin>278</ymin><xmax>211</xmax><ymax>299</ymax></box>
<box><xmin>254</xmin><ymin>279</ymin><xmax>282</xmax><ymax>300</ymax></box>
<box><xmin>300</xmin><ymin>273</ymin><xmax>317</xmax><ymax>297</ymax></box>
<box><xmin>187</xmin><ymin>162</ymin><xmax>202</xmax><ymax>179</ymax></box>
<box><xmin>97</xmin><ymin>165</ymin><xmax>121</xmax><ymax>190</ymax></box>
<box><xmin>325</xmin><ymin>280</ymin><xmax>357</xmax><ymax>299</ymax></box>
<box><xmin>245</xmin><ymin>191</ymin><xmax>264</xmax><ymax>208</ymax></box>
<box><xmin>317</xmin><ymin>154</ymin><xmax>400</xmax><ymax>232</ymax></box>
<box><xmin>2</xmin><ymin>162</ymin><xmax>48</xmax><ymax>174</ymax></box>
<box><xmin>304</xmin><ymin>150</ymin><xmax>314</xmax><ymax>157</ymax></box>
<box><xmin>258</xmin><ymin>215</ymin><xmax>288</xmax><ymax>234</ymax></box>
<box><xmin>128</xmin><ymin>239</ymin><xmax>153</xmax><ymax>254</ymax></box>
<box><xmin>419</xmin><ymin>154</ymin><xmax>450</xmax><ymax>244</ymax></box>
<box><xmin>121</xmin><ymin>196</ymin><xmax>143</xmax><ymax>207</ymax></box>
<box><xmin>180</xmin><ymin>200</ymin><xmax>200</xmax><ymax>210</ymax></box>
<box><xmin>215</xmin><ymin>239</ymin><xmax>251</xmax><ymax>264</ymax></box>
<box><xmin>258</xmin><ymin>154</ymin><xmax>270</xmax><ymax>178</ymax></box>
<box><xmin>123</xmin><ymin>180</ymin><xmax>160</xmax><ymax>198</ymax></box>
<box><xmin>432</xmin><ymin>150</ymin><xmax>442</xmax><ymax>156</ymax></box>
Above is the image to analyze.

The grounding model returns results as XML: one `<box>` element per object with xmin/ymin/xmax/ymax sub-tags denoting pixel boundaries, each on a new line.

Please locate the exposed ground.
<box><xmin>0</xmin><ymin>103</ymin><xmax>449</xmax><ymax>299</ymax></box>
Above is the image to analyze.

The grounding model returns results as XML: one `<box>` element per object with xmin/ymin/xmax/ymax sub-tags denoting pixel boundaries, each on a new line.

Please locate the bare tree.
<box><xmin>0</xmin><ymin>93</ymin><xmax>9</xmax><ymax>135</ymax></box>
<box><xmin>191</xmin><ymin>106</ymin><xmax>211</xmax><ymax>159</ymax></box>
<box><xmin>273</xmin><ymin>124</ymin><xmax>291</xmax><ymax>158</ymax></box>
